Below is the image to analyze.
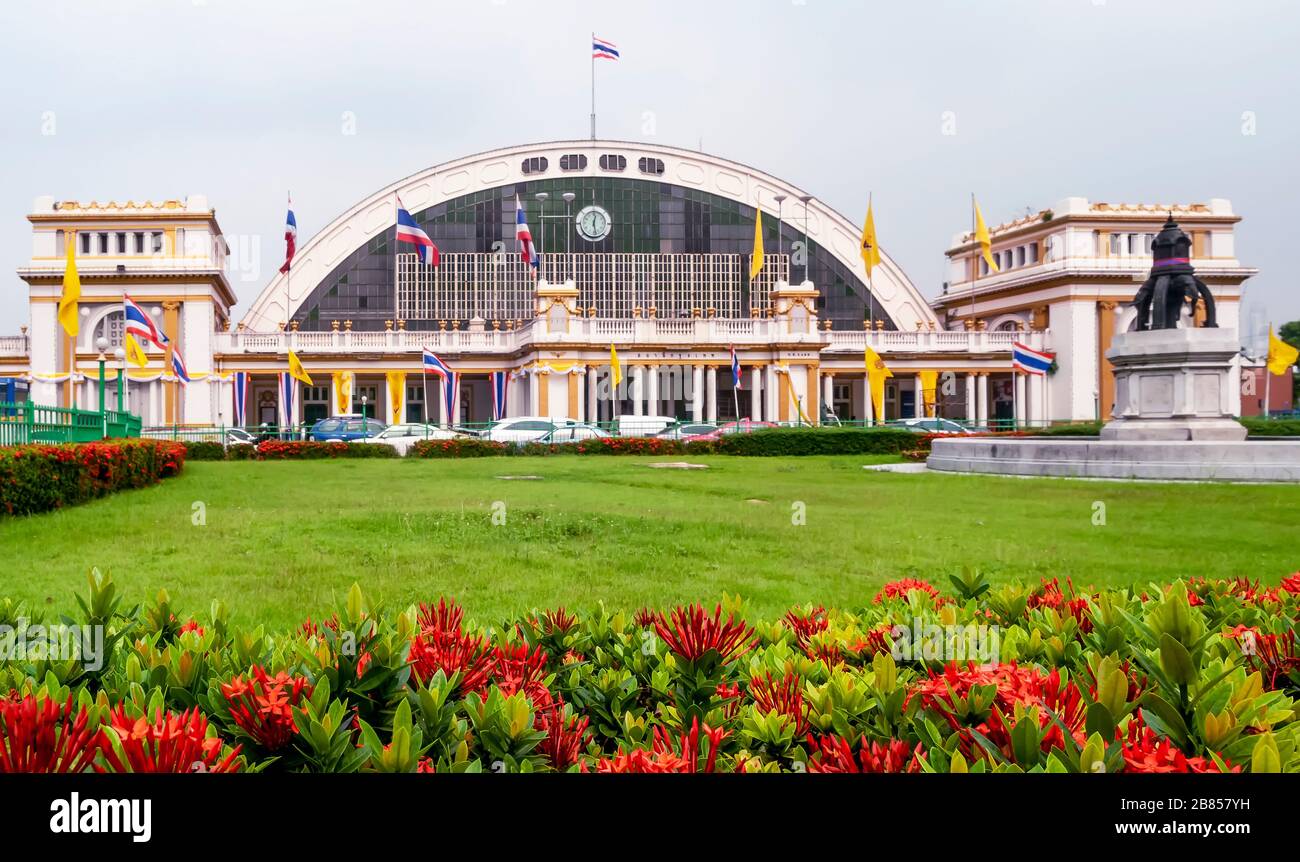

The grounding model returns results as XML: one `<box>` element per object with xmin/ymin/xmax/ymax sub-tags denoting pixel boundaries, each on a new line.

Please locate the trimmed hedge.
<box><xmin>183</xmin><ymin>441</ymin><xmax>228</xmax><ymax>461</ymax></box>
<box><xmin>410</xmin><ymin>438</ymin><xmax>511</xmax><ymax>458</ymax></box>
<box><xmin>0</xmin><ymin>439</ymin><xmax>185</xmax><ymax>517</ymax></box>
<box><xmin>255</xmin><ymin>440</ymin><xmax>398</xmax><ymax>459</ymax></box>
<box><xmin>1241</xmin><ymin>418</ymin><xmax>1300</xmax><ymax>436</ymax></box>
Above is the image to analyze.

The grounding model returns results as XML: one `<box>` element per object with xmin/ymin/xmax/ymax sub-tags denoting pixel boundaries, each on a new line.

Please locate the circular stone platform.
<box><xmin>927</xmin><ymin>437</ymin><xmax>1300</xmax><ymax>483</ymax></box>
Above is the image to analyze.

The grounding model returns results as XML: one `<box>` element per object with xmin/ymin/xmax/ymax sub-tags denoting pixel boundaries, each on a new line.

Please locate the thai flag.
<box><xmin>171</xmin><ymin>347</ymin><xmax>190</xmax><ymax>385</ymax></box>
<box><xmin>489</xmin><ymin>371</ymin><xmax>509</xmax><ymax>421</ymax></box>
<box><xmin>124</xmin><ymin>294</ymin><xmax>167</xmax><ymax>349</ymax></box>
<box><xmin>422</xmin><ymin>347</ymin><xmax>453</xmax><ymax>379</ymax></box>
<box><xmin>395</xmin><ymin>194</ymin><xmax>440</xmax><ymax>266</ymax></box>
<box><xmin>515</xmin><ymin>195</ymin><xmax>539</xmax><ymax>269</ymax></box>
<box><xmin>279</xmin><ymin>200</ymin><xmax>297</xmax><ymax>274</ymax></box>
<box><xmin>1012</xmin><ymin>342</ymin><xmax>1053</xmax><ymax>376</ymax></box>
<box><xmin>233</xmin><ymin>371</ymin><xmax>248</xmax><ymax>426</ymax></box>
<box><xmin>730</xmin><ymin>345</ymin><xmax>742</xmax><ymax>389</ymax></box>
<box><xmin>593</xmin><ymin>36</ymin><xmax>619</xmax><ymax>60</ymax></box>
<box><xmin>278</xmin><ymin>372</ymin><xmax>296</xmax><ymax>428</ymax></box>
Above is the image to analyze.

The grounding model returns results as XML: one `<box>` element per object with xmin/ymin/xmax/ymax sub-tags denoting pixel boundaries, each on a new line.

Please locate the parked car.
<box><xmin>226</xmin><ymin>427</ymin><xmax>257</xmax><ymax>446</ymax></box>
<box><xmin>894</xmin><ymin>417</ymin><xmax>967</xmax><ymax>435</ymax></box>
<box><xmin>537</xmin><ymin>424</ymin><xmax>610</xmax><ymax>445</ymax></box>
<box><xmin>615</xmin><ymin>415</ymin><xmax>678</xmax><ymax>437</ymax></box>
<box><xmin>308</xmin><ymin>415</ymin><xmax>388</xmax><ymax>441</ymax></box>
<box><xmin>687</xmin><ymin>419</ymin><xmax>778</xmax><ymax>441</ymax></box>
<box><xmin>482</xmin><ymin>416</ymin><xmax>568</xmax><ymax>444</ymax></box>
<box><xmin>656</xmin><ymin>422</ymin><xmax>717</xmax><ymax>440</ymax></box>
<box><xmin>361</xmin><ymin>422</ymin><xmax>459</xmax><ymax>455</ymax></box>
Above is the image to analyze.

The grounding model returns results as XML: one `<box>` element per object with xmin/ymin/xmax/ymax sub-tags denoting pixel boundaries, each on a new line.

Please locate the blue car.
<box><xmin>308</xmin><ymin>415</ymin><xmax>388</xmax><ymax>441</ymax></box>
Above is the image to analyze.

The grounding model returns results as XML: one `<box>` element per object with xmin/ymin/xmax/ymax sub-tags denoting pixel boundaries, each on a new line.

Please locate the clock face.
<box><xmin>575</xmin><ymin>205</ymin><xmax>612</xmax><ymax>242</ymax></box>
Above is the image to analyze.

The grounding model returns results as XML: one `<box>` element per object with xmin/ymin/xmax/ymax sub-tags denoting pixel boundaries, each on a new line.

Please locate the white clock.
<box><xmin>575</xmin><ymin>205</ymin><xmax>612</xmax><ymax>242</ymax></box>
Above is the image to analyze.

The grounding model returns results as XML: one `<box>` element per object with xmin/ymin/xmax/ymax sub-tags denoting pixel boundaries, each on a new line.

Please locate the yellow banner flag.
<box><xmin>1268</xmin><ymin>326</ymin><xmax>1299</xmax><ymax>376</ymax></box>
<box><xmin>124</xmin><ymin>333</ymin><xmax>150</xmax><ymax>368</ymax></box>
<box><xmin>610</xmin><ymin>344</ymin><xmax>623</xmax><ymax>388</ymax></box>
<box><xmin>865</xmin><ymin>344</ymin><xmax>893</xmax><ymax>420</ymax></box>
<box><xmin>332</xmin><ymin>370</ymin><xmax>354</xmax><ymax>413</ymax></box>
<box><xmin>287</xmin><ymin>350</ymin><xmax>313</xmax><ymax>386</ymax></box>
<box><xmin>860</xmin><ymin>200</ymin><xmax>881</xmax><ymax>278</ymax></box>
<box><xmin>918</xmin><ymin>370</ymin><xmax>938</xmax><ymax>417</ymax></box>
<box><xmin>386</xmin><ymin>371</ymin><xmax>406</xmax><ymax>424</ymax></box>
<box><xmin>973</xmin><ymin>198</ymin><xmax>999</xmax><ymax>274</ymax></box>
<box><xmin>749</xmin><ymin>206</ymin><xmax>765</xmax><ymax>281</ymax></box>
<box><xmin>59</xmin><ymin>231</ymin><xmax>81</xmax><ymax>337</ymax></box>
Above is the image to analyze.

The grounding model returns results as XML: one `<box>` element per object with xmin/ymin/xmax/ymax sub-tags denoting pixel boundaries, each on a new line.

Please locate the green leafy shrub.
<box><xmin>712</xmin><ymin>427</ymin><xmax>920</xmax><ymax>456</ymax></box>
<box><xmin>226</xmin><ymin>443</ymin><xmax>256</xmax><ymax>460</ymax></box>
<box><xmin>0</xmin><ymin>571</ymin><xmax>1295</xmax><ymax>773</ymax></box>
<box><xmin>0</xmin><ymin>440</ymin><xmax>185</xmax><ymax>517</ymax></box>
<box><xmin>409</xmin><ymin>438</ymin><xmax>511</xmax><ymax>458</ymax></box>
<box><xmin>183</xmin><ymin>441</ymin><xmax>227</xmax><ymax>461</ymax></box>
<box><xmin>255</xmin><ymin>440</ymin><xmax>397</xmax><ymax>459</ymax></box>
<box><xmin>1241</xmin><ymin>418</ymin><xmax>1300</xmax><ymax>436</ymax></box>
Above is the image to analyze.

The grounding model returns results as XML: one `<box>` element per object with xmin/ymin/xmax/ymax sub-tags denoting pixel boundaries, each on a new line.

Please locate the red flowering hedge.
<box><xmin>409</xmin><ymin>438</ymin><xmax>511</xmax><ymax>458</ymax></box>
<box><xmin>254</xmin><ymin>440</ymin><xmax>398</xmax><ymax>459</ymax></box>
<box><xmin>1</xmin><ymin>569</ymin><xmax>1297</xmax><ymax>773</ymax></box>
<box><xmin>0</xmin><ymin>440</ymin><xmax>185</xmax><ymax>517</ymax></box>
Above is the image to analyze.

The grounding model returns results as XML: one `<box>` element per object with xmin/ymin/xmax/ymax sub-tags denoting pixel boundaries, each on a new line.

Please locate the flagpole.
<box><xmin>969</xmin><ymin>192</ymin><xmax>977</xmax><ymax>324</ymax></box>
<box><xmin>867</xmin><ymin>192</ymin><xmax>875</xmax><ymax>330</ymax></box>
<box><xmin>1265</xmin><ymin>366</ymin><xmax>1272</xmax><ymax>419</ymax></box>
<box><xmin>590</xmin><ymin>32</ymin><xmax>596</xmax><ymax>140</ymax></box>
<box><xmin>284</xmin><ymin>192</ymin><xmax>291</xmax><ymax>331</ymax></box>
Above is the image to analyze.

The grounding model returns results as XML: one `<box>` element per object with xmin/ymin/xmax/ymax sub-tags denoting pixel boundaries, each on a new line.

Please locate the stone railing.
<box><xmin>0</xmin><ymin>334</ymin><xmax>30</xmax><ymax>357</ymax></box>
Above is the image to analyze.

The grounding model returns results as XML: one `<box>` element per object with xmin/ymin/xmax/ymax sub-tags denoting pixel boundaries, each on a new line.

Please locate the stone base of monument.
<box><xmin>926</xmin><ymin>328</ymin><xmax>1299</xmax><ymax>482</ymax></box>
<box><xmin>1100</xmin><ymin>328</ymin><xmax>1247</xmax><ymax>442</ymax></box>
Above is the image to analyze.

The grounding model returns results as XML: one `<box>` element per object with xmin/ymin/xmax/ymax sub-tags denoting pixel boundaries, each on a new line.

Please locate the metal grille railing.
<box><xmin>0</xmin><ymin>400</ymin><xmax>141</xmax><ymax>445</ymax></box>
<box><xmin>396</xmin><ymin>252</ymin><xmax>789</xmax><ymax>322</ymax></box>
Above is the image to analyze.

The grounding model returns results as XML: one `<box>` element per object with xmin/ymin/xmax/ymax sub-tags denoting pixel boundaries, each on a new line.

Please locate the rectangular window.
<box><xmin>97</xmin><ymin>232</ymin><xmax>109</xmax><ymax>254</ymax></box>
<box><xmin>134</xmin><ymin>232</ymin><xmax>146</xmax><ymax>253</ymax></box>
<box><xmin>80</xmin><ymin>232</ymin><xmax>91</xmax><ymax>254</ymax></box>
<box><xmin>115</xmin><ymin>232</ymin><xmax>127</xmax><ymax>254</ymax></box>
<box><xmin>151</xmin><ymin>232</ymin><xmax>164</xmax><ymax>254</ymax></box>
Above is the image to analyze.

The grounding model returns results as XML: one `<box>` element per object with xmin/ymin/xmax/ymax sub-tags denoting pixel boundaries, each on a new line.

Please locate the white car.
<box><xmin>615</xmin><ymin>415</ymin><xmax>678</xmax><ymax>437</ymax></box>
<box><xmin>363</xmin><ymin>422</ymin><xmax>460</xmax><ymax>455</ymax></box>
<box><xmin>895</xmin><ymin>417</ymin><xmax>968</xmax><ymax>435</ymax></box>
<box><xmin>483</xmin><ymin>416</ymin><xmax>572</xmax><ymax>444</ymax></box>
<box><xmin>538</xmin><ymin>424</ymin><xmax>610</xmax><ymax>445</ymax></box>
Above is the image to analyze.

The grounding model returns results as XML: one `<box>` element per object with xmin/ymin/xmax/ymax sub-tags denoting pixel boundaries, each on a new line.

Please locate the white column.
<box><xmin>587</xmin><ymin>367</ymin><xmax>599</xmax><ymax>424</ymax></box>
<box><xmin>823</xmin><ymin>373</ymin><xmax>834</xmax><ymax>420</ymax></box>
<box><xmin>976</xmin><ymin>373</ymin><xmax>989</xmax><ymax>427</ymax></box>
<box><xmin>1033</xmin><ymin>371</ymin><xmax>1048</xmax><ymax>426</ymax></box>
<box><xmin>751</xmin><ymin>366</ymin><xmax>763</xmax><ymax>421</ymax></box>
<box><xmin>765</xmin><ymin>364</ymin><xmax>778</xmax><ymax>422</ymax></box>
<box><xmin>527</xmin><ymin>372</ymin><xmax>539</xmax><ymax>417</ymax></box>
<box><xmin>965</xmin><ymin>373</ymin><xmax>977</xmax><ymax>423</ymax></box>
<box><xmin>631</xmin><ymin>366</ymin><xmax>643</xmax><ymax>417</ymax></box>
<box><xmin>1014</xmin><ymin>371</ymin><xmax>1027</xmax><ymax>428</ymax></box>
<box><xmin>577</xmin><ymin>368</ymin><xmax>587</xmax><ymax>423</ymax></box>
<box><xmin>862</xmin><ymin>376</ymin><xmax>874</xmax><ymax>424</ymax></box>
<box><xmin>913</xmin><ymin>374</ymin><xmax>924</xmax><ymax>418</ymax></box>
<box><xmin>705</xmin><ymin>366</ymin><xmax>717</xmax><ymax>423</ymax></box>
<box><xmin>691</xmin><ymin>365</ymin><xmax>703</xmax><ymax>422</ymax></box>
<box><xmin>647</xmin><ymin>364</ymin><xmax>659</xmax><ymax>417</ymax></box>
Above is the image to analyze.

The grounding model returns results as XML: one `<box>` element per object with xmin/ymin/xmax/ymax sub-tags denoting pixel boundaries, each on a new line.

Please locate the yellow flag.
<box><xmin>332</xmin><ymin>371</ymin><xmax>354</xmax><ymax>414</ymax></box>
<box><xmin>59</xmin><ymin>231</ymin><xmax>81</xmax><ymax>337</ymax></box>
<box><xmin>287</xmin><ymin>350</ymin><xmax>313</xmax><ymax>386</ymax></box>
<box><xmin>918</xmin><ymin>370</ymin><xmax>938</xmax><ymax>417</ymax></box>
<box><xmin>865</xmin><ymin>344</ymin><xmax>893</xmax><ymax>420</ymax></box>
<box><xmin>860</xmin><ymin>201</ymin><xmax>881</xmax><ymax>278</ymax></box>
<box><xmin>124</xmin><ymin>333</ymin><xmax>150</xmax><ymax>368</ymax></box>
<box><xmin>973</xmin><ymin>198</ymin><xmax>999</xmax><ymax>273</ymax></box>
<box><xmin>749</xmin><ymin>207</ymin><xmax>765</xmax><ymax>281</ymax></box>
<box><xmin>1267</xmin><ymin>327</ymin><xmax>1299</xmax><ymax>375</ymax></box>
<box><xmin>386</xmin><ymin>371</ymin><xmax>406</xmax><ymax>424</ymax></box>
<box><xmin>610</xmin><ymin>344</ymin><xmax>623</xmax><ymax>388</ymax></box>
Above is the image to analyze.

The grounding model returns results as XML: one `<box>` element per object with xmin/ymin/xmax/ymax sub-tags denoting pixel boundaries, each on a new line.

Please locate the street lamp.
<box><xmin>562</xmin><ymin>192</ymin><xmax>576</xmax><ymax>259</ymax></box>
<box><xmin>95</xmin><ymin>336</ymin><xmax>109</xmax><ymax>438</ymax></box>
<box><xmin>361</xmin><ymin>394</ymin><xmax>368</xmax><ymax>438</ymax></box>
<box><xmin>773</xmin><ymin>194</ymin><xmax>787</xmax><ymax>261</ymax></box>
<box><xmin>799</xmin><ymin>195</ymin><xmax>813</xmax><ymax>284</ymax></box>
<box><xmin>113</xmin><ymin>347</ymin><xmax>126</xmax><ymax>415</ymax></box>
<box><xmin>534</xmin><ymin>192</ymin><xmax>549</xmax><ymax>279</ymax></box>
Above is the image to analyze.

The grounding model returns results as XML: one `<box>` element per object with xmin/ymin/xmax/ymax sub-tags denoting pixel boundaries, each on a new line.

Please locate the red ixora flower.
<box><xmin>178</xmin><ymin>619</ymin><xmax>205</xmax><ymax>637</ymax></box>
<box><xmin>220</xmin><ymin>666</ymin><xmax>312</xmax><ymax>751</ymax></box>
<box><xmin>1120</xmin><ymin>720</ymin><xmax>1239</xmax><ymax>773</ymax></box>
<box><xmin>1279</xmin><ymin>572</ymin><xmax>1300</xmax><ymax>595</ymax></box>
<box><xmin>781</xmin><ymin>606</ymin><xmax>829</xmax><ymax>649</ymax></box>
<box><xmin>535</xmin><ymin>700</ymin><xmax>590</xmax><ymax>770</ymax></box>
<box><xmin>101</xmin><ymin>705</ymin><xmax>241</xmax><ymax>773</ymax></box>
<box><xmin>874</xmin><ymin>578</ymin><xmax>943</xmax><ymax>604</ymax></box>
<box><xmin>597</xmin><ymin>717</ymin><xmax>730</xmax><ymax>773</ymax></box>
<box><xmin>654</xmin><ymin>604</ymin><xmax>755</xmax><ymax>665</ymax></box>
<box><xmin>748</xmin><ymin>671</ymin><xmax>809</xmax><ymax>736</ymax></box>
<box><xmin>805</xmin><ymin>734</ymin><xmax>921</xmax><ymax>773</ymax></box>
<box><xmin>0</xmin><ymin>694</ymin><xmax>101</xmax><ymax>773</ymax></box>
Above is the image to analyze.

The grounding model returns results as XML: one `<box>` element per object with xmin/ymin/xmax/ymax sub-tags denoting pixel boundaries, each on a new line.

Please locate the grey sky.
<box><xmin>2</xmin><ymin>0</ymin><xmax>1297</xmax><ymax>342</ymax></box>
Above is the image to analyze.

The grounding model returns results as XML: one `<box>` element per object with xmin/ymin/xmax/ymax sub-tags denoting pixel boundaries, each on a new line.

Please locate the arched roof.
<box><xmin>241</xmin><ymin>139</ymin><xmax>936</xmax><ymax>331</ymax></box>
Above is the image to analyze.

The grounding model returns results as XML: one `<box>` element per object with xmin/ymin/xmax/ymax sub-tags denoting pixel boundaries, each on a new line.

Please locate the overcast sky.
<box><xmin>2</xmin><ymin>0</ymin><xmax>1297</xmax><ymax>346</ymax></box>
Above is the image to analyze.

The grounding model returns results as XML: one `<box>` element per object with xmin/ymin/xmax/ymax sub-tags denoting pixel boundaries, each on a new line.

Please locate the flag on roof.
<box><xmin>395</xmin><ymin>194</ymin><xmax>440</xmax><ymax>266</ymax></box>
<box><xmin>593</xmin><ymin>36</ymin><xmax>619</xmax><ymax>60</ymax></box>
<box><xmin>279</xmin><ymin>198</ymin><xmax>297</xmax><ymax>274</ymax></box>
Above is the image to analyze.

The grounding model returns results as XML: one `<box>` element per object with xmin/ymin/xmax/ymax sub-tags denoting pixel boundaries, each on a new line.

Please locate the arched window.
<box><xmin>93</xmin><ymin>310</ymin><xmax>126</xmax><ymax>348</ymax></box>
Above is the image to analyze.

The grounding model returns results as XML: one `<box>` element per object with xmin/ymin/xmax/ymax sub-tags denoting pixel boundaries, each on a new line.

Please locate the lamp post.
<box><xmin>799</xmin><ymin>195</ymin><xmax>813</xmax><ymax>283</ymax></box>
<box><xmin>361</xmin><ymin>394</ymin><xmax>368</xmax><ymax>438</ymax></box>
<box><xmin>95</xmin><ymin>336</ymin><xmax>109</xmax><ymax>438</ymax></box>
<box><xmin>773</xmin><ymin>193</ymin><xmax>787</xmax><ymax>264</ymax></box>
<box><xmin>562</xmin><ymin>192</ymin><xmax>576</xmax><ymax>261</ymax></box>
<box><xmin>535</xmin><ymin>192</ymin><xmax>549</xmax><ymax>279</ymax></box>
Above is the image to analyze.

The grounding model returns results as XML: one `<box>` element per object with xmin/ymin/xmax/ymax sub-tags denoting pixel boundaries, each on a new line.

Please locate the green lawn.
<box><xmin>3</xmin><ymin>456</ymin><xmax>1297</xmax><ymax>628</ymax></box>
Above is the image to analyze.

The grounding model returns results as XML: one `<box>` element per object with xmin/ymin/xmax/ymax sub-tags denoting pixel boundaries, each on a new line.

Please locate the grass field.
<box><xmin>2</xmin><ymin>456</ymin><xmax>1297</xmax><ymax>628</ymax></box>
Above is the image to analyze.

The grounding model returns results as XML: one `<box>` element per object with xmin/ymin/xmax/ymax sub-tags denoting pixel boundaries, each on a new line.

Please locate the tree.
<box><xmin>1278</xmin><ymin>320</ymin><xmax>1300</xmax><ymax>402</ymax></box>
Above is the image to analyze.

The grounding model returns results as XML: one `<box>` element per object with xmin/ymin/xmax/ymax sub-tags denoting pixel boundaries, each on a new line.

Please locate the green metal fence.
<box><xmin>0</xmin><ymin>400</ymin><xmax>142</xmax><ymax>446</ymax></box>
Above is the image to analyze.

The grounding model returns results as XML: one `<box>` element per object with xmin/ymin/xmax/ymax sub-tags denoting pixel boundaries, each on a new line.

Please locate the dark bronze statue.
<box><xmin>1131</xmin><ymin>216</ymin><xmax>1217</xmax><ymax>330</ymax></box>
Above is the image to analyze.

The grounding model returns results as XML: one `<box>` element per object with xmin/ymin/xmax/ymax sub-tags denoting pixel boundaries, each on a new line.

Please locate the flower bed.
<box><xmin>255</xmin><ymin>440</ymin><xmax>398</xmax><ymax>459</ymax></box>
<box><xmin>1</xmin><ymin>569</ymin><xmax>1296</xmax><ymax>773</ymax></box>
<box><xmin>0</xmin><ymin>440</ymin><xmax>185</xmax><ymax>517</ymax></box>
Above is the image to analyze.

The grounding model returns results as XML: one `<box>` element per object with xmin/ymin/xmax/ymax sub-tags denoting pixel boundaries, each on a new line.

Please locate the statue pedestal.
<box><xmin>1101</xmin><ymin>328</ymin><xmax>1246</xmax><ymax>442</ymax></box>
